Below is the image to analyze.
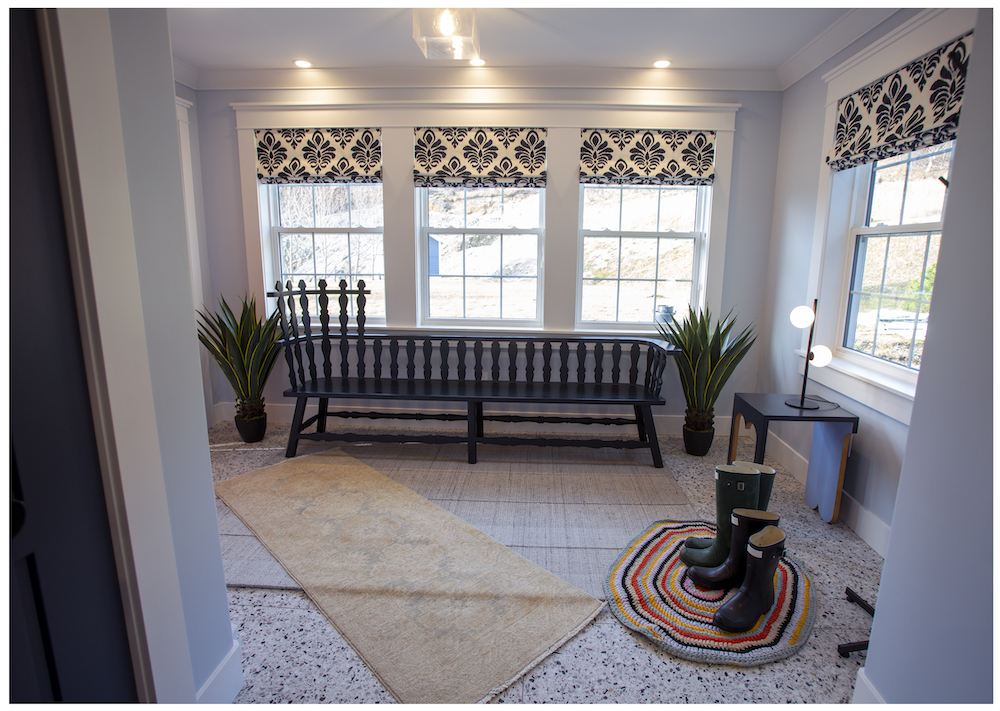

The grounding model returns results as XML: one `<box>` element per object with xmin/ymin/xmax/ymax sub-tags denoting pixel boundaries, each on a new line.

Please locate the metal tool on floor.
<box><xmin>837</xmin><ymin>587</ymin><xmax>875</xmax><ymax>657</ymax></box>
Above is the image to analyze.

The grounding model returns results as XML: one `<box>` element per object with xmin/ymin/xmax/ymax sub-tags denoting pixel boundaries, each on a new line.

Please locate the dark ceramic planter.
<box><xmin>235</xmin><ymin>413</ymin><xmax>267</xmax><ymax>443</ymax></box>
<box><xmin>682</xmin><ymin>426</ymin><xmax>714</xmax><ymax>456</ymax></box>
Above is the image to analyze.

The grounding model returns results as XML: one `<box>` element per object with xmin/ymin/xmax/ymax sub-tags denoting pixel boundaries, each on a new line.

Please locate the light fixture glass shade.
<box><xmin>789</xmin><ymin>305</ymin><xmax>815</xmax><ymax>329</ymax></box>
<box><xmin>810</xmin><ymin>345</ymin><xmax>833</xmax><ymax>368</ymax></box>
<box><xmin>413</xmin><ymin>8</ymin><xmax>479</xmax><ymax>60</ymax></box>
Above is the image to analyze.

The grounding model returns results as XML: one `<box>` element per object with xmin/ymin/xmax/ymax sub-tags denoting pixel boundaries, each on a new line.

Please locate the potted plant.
<box><xmin>197</xmin><ymin>295</ymin><xmax>282</xmax><ymax>443</ymax></box>
<box><xmin>656</xmin><ymin>306</ymin><xmax>756</xmax><ymax>456</ymax></box>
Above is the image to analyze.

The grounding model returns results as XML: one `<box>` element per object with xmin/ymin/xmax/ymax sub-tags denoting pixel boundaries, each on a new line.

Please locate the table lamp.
<box><xmin>786</xmin><ymin>299</ymin><xmax>832</xmax><ymax>409</ymax></box>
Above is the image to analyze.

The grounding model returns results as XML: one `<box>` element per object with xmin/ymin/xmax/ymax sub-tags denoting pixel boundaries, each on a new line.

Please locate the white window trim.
<box><xmin>232</xmin><ymin>95</ymin><xmax>738</xmax><ymax>334</ymax></box>
<box><xmin>804</xmin><ymin>8</ymin><xmax>976</xmax><ymax>425</ymax></box>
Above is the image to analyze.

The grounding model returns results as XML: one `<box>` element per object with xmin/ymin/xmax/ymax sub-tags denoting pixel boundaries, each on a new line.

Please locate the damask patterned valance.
<box><xmin>413</xmin><ymin>127</ymin><xmax>547</xmax><ymax>188</ymax></box>
<box><xmin>826</xmin><ymin>31</ymin><xmax>973</xmax><ymax>172</ymax></box>
<box><xmin>580</xmin><ymin>129</ymin><xmax>716</xmax><ymax>186</ymax></box>
<box><xmin>255</xmin><ymin>128</ymin><xmax>382</xmax><ymax>184</ymax></box>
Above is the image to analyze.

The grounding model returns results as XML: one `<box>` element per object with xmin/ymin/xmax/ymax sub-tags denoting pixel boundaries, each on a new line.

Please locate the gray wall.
<box><xmin>108</xmin><ymin>8</ymin><xmax>236</xmax><ymax>697</ymax></box>
<box><xmin>760</xmin><ymin>9</ymin><xmax>922</xmax><ymax>529</ymax></box>
<box><xmin>860</xmin><ymin>8</ymin><xmax>992</xmax><ymax>702</ymax></box>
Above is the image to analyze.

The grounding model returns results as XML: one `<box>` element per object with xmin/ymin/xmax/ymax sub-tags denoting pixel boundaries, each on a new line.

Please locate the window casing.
<box><xmin>418</xmin><ymin>186</ymin><xmax>544</xmax><ymax>325</ymax></box>
<box><xmin>806</xmin><ymin>10</ymin><xmax>975</xmax><ymax>423</ymax></box>
<box><xmin>267</xmin><ymin>183</ymin><xmax>386</xmax><ymax>320</ymax></box>
<box><xmin>579</xmin><ymin>185</ymin><xmax>710</xmax><ymax>325</ymax></box>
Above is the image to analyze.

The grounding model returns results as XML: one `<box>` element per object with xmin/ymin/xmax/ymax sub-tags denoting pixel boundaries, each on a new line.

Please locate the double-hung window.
<box><xmin>825</xmin><ymin>29</ymin><xmax>971</xmax><ymax>375</ymax></box>
<box><xmin>578</xmin><ymin>129</ymin><xmax>716</xmax><ymax>326</ymax></box>
<box><xmin>580</xmin><ymin>185</ymin><xmax>708</xmax><ymax>323</ymax></box>
<box><xmin>414</xmin><ymin>127</ymin><xmax>547</xmax><ymax>325</ymax></box>
<box><xmin>844</xmin><ymin>142</ymin><xmax>953</xmax><ymax>369</ymax></box>
<box><xmin>255</xmin><ymin>128</ymin><xmax>384</xmax><ymax>318</ymax></box>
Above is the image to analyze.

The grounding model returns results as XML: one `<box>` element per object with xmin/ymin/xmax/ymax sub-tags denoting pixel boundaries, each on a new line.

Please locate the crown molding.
<box><xmin>776</xmin><ymin>8</ymin><xmax>900</xmax><ymax>90</ymax></box>
<box><xmin>175</xmin><ymin>64</ymin><xmax>781</xmax><ymax>93</ymax></box>
<box><xmin>172</xmin><ymin>56</ymin><xmax>199</xmax><ymax>89</ymax></box>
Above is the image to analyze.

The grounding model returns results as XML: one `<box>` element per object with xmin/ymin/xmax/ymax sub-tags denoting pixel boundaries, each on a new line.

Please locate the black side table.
<box><xmin>728</xmin><ymin>393</ymin><xmax>859</xmax><ymax>523</ymax></box>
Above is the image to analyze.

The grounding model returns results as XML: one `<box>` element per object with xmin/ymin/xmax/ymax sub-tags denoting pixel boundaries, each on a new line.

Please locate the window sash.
<box><xmin>417</xmin><ymin>187</ymin><xmax>544</xmax><ymax>325</ymax></box>
<box><xmin>844</xmin><ymin>224</ymin><xmax>940</xmax><ymax>371</ymax></box>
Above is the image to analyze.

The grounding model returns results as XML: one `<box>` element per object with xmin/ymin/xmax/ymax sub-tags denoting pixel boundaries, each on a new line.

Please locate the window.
<box><xmin>271</xmin><ymin>183</ymin><xmax>385</xmax><ymax>318</ymax></box>
<box><xmin>844</xmin><ymin>141</ymin><xmax>952</xmax><ymax>369</ymax></box>
<box><xmin>579</xmin><ymin>185</ymin><xmax>708</xmax><ymax>324</ymax></box>
<box><xmin>420</xmin><ymin>186</ymin><xmax>543</xmax><ymax>321</ymax></box>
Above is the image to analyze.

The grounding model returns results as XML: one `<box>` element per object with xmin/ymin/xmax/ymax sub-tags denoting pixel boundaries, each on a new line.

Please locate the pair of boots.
<box><xmin>687</xmin><ymin>507</ymin><xmax>787</xmax><ymax>632</ymax></box>
<box><xmin>679</xmin><ymin>460</ymin><xmax>776</xmax><ymax>568</ymax></box>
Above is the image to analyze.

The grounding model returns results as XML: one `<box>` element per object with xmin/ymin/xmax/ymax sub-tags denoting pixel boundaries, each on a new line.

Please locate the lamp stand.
<box><xmin>786</xmin><ymin>298</ymin><xmax>821</xmax><ymax>409</ymax></box>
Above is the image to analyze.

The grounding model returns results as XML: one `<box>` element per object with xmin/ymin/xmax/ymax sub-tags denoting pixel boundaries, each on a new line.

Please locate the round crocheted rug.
<box><xmin>605</xmin><ymin>520</ymin><xmax>816</xmax><ymax>667</ymax></box>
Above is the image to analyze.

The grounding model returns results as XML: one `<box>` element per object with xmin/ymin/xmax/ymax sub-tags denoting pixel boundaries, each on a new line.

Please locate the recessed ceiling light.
<box><xmin>294</xmin><ymin>60</ymin><xmax>312</xmax><ymax>68</ymax></box>
<box><xmin>470</xmin><ymin>58</ymin><xmax>485</xmax><ymax>66</ymax></box>
<box><xmin>653</xmin><ymin>60</ymin><xmax>671</xmax><ymax>69</ymax></box>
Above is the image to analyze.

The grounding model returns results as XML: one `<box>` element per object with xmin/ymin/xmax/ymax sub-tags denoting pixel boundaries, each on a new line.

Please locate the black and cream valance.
<box><xmin>255</xmin><ymin>128</ymin><xmax>382</xmax><ymax>184</ymax></box>
<box><xmin>413</xmin><ymin>127</ymin><xmax>547</xmax><ymax>188</ymax></box>
<box><xmin>826</xmin><ymin>31</ymin><xmax>973</xmax><ymax>171</ymax></box>
<box><xmin>580</xmin><ymin>129</ymin><xmax>716</xmax><ymax>186</ymax></box>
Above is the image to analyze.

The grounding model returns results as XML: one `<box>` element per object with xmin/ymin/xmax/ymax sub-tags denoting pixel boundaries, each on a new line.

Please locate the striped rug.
<box><xmin>605</xmin><ymin>520</ymin><xmax>816</xmax><ymax>667</ymax></box>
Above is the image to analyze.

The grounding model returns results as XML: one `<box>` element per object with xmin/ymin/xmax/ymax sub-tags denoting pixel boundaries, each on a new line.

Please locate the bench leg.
<box><xmin>286</xmin><ymin>397</ymin><xmax>307</xmax><ymax>458</ymax></box>
<box><xmin>317</xmin><ymin>397</ymin><xmax>329</xmax><ymax>433</ymax></box>
<box><xmin>475</xmin><ymin>402</ymin><xmax>484</xmax><ymax>438</ymax></box>
<box><xmin>467</xmin><ymin>401</ymin><xmax>479</xmax><ymax>464</ymax></box>
<box><xmin>639</xmin><ymin>405</ymin><xmax>664</xmax><ymax>468</ymax></box>
<box><xmin>634</xmin><ymin>405</ymin><xmax>648</xmax><ymax>442</ymax></box>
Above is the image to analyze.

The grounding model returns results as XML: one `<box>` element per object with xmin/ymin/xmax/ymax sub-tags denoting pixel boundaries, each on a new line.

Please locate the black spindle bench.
<box><xmin>272</xmin><ymin>279</ymin><xmax>676</xmax><ymax>467</ymax></box>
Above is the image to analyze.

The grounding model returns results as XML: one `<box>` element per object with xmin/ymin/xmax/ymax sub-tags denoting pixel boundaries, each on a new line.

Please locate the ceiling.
<box><xmin>168</xmin><ymin>8</ymin><xmax>855</xmax><ymax>73</ymax></box>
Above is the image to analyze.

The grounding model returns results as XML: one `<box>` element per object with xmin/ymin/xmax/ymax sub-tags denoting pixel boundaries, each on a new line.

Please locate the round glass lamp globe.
<box><xmin>790</xmin><ymin>305</ymin><xmax>815</xmax><ymax>329</ymax></box>
<box><xmin>810</xmin><ymin>345</ymin><xmax>833</xmax><ymax>367</ymax></box>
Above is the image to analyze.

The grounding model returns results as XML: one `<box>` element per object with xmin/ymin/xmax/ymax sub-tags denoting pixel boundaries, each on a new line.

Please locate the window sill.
<box><xmin>794</xmin><ymin>347</ymin><xmax>915</xmax><ymax>425</ymax></box>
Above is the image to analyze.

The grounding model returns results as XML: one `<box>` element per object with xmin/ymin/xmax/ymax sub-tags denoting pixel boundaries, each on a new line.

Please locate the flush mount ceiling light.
<box><xmin>294</xmin><ymin>60</ymin><xmax>312</xmax><ymax>68</ymax></box>
<box><xmin>413</xmin><ymin>8</ymin><xmax>479</xmax><ymax>61</ymax></box>
<box><xmin>469</xmin><ymin>57</ymin><xmax>485</xmax><ymax>67</ymax></box>
<box><xmin>653</xmin><ymin>60</ymin><xmax>671</xmax><ymax>68</ymax></box>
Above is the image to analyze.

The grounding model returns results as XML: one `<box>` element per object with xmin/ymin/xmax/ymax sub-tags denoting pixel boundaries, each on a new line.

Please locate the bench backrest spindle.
<box><xmin>318</xmin><ymin>280</ymin><xmax>332</xmax><ymax>379</ymax></box>
<box><xmin>296</xmin><ymin>280</ymin><xmax>318</xmax><ymax>382</ymax></box>
<box><xmin>457</xmin><ymin>341</ymin><xmax>468</xmax><ymax>380</ymax></box>
<box><xmin>441</xmin><ymin>340</ymin><xmax>450</xmax><ymax>381</ymax></box>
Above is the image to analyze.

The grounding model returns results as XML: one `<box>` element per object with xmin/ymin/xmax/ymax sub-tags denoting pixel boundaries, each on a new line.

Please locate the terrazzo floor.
<box><xmin>209</xmin><ymin>422</ymin><xmax>882</xmax><ymax>704</ymax></box>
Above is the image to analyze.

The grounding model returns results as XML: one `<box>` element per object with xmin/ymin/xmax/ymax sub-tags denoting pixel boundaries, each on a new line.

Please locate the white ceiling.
<box><xmin>167</xmin><ymin>7</ymin><xmax>856</xmax><ymax>73</ymax></box>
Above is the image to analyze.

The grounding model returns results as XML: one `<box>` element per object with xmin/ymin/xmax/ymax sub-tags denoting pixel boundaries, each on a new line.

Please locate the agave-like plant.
<box><xmin>656</xmin><ymin>306</ymin><xmax>757</xmax><ymax>433</ymax></box>
<box><xmin>197</xmin><ymin>295</ymin><xmax>282</xmax><ymax>420</ymax></box>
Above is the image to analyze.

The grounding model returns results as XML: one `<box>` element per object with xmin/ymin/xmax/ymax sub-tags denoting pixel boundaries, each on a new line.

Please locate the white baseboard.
<box><xmin>852</xmin><ymin>667</ymin><xmax>885</xmax><ymax>703</ymax></box>
<box><xmin>836</xmin><ymin>491</ymin><xmax>891</xmax><ymax>557</ymax></box>
<box><xmin>753</xmin><ymin>431</ymin><xmax>890</xmax><ymax>557</ymax></box>
<box><xmin>194</xmin><ymin>625</ymin><xmax>244</xmax><ymax>703</ymax></box>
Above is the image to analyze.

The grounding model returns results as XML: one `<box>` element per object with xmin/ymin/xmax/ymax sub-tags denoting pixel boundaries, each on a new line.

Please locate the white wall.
<box><xmin>48</xmin><ymin>8</ymin><xmax>242</xmax><ymax>702</ymax></box>
<box><xmin>854</xmin><ymin>7</ymin><xmax>992</xmax><ymax>703</ymax></box>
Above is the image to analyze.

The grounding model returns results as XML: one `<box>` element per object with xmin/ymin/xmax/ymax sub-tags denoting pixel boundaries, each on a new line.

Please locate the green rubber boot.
<box><xmin>680</xmin><ymin>464</ymin><xmax>760</xmax><ymax>567</ymax></box>
<box><xmin>685</xmin><ymin>461</ymin><xmax>776</xmax><ymax>550</ymax></box>
<box><xmin>734</xmin><ymin>460</ymin><xmax>776</xmax><ymax>511</ymax></box>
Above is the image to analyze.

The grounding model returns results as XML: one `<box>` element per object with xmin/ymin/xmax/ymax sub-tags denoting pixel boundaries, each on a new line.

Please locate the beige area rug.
<box><xmin>215</xmin><ymin>448</ymin><xmax>605</xmax><ymax>704</ymax></box>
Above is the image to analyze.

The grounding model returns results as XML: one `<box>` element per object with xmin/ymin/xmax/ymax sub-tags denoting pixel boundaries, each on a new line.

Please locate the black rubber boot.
<box><xmin>680</xmin><ymin>464</ymin><xmax>759</xmax><ymax>567</ymax></box>
<box><xmin>685</xmin><ymin>461</ymin><xmax>777</xmax><ymax>550</ymax></box>
<box><xmin>713</xmin><ymin>525</ymin><xmax>787</xmax><ymax>633</ymax></box>
<box><xmin>687</xmin><ymin>508</ymin><xmax>779</xmax><ymax>590</ymax></box>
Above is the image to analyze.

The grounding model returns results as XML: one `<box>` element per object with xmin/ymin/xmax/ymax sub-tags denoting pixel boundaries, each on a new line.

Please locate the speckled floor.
<box><xmin>210</xmin><ymin>422</ymin><xmax>882</xmax><ymax>703</ymax></box>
